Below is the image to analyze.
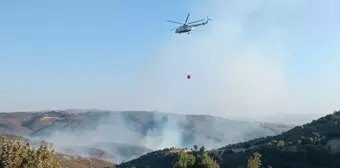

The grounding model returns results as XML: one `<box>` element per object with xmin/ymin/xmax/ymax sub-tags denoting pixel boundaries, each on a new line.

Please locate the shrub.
<box><xmin>0</xmin><ymin>135</ymin><xmax>61</xmax><ymax>168</ymax></box>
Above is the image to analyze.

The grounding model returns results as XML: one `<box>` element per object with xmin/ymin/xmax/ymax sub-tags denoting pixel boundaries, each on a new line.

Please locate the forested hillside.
<box><xmin>116</xmin><ymin>110</ymin><xmax>340</xmax><ymax>168</ymax></box>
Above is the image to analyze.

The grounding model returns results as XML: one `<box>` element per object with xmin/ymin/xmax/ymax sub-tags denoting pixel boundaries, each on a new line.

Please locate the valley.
<box><xmin>0</xmin><ymin>110</ymin><xmax>293</xmax><ymax>164</ymax></box>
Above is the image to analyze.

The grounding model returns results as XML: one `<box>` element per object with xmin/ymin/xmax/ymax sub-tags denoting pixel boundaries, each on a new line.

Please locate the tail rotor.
<box><xmin>206</xmin><ymin>16</ymin><xmax>212</xmax><ymax>23</ymax></box>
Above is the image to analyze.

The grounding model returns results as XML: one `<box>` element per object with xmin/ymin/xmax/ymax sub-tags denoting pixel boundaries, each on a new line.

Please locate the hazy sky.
<box><xmin>0</xmin><ymin>0</ymin><xmax>339</xmax><ymax>124</ymax></box>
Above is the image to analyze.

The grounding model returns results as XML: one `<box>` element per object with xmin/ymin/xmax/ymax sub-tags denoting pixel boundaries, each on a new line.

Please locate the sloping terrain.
<box><xmin>54</xmin><ymin>153</ymin><xmax>113</xmax><ymax>168</ymax></box>
<box><xmin>0</xmin><ymin>110</ymin><xmax>293</xmax><ymax>164</ymax></box>
<box><xmin>0</xmin><ymin>112</ymin><xmax>33</xmax><ymax>135</ymax></box>
<box><xmin>0</xmin><ymin>133</ymin><xmax>114</xmax><ymax>168</ymax></box>
<box><xmin>117</xmin><ymin>110</ymin><xmax>340</xmax><ymax>168</ymax></box>
<box><xmin>60</xmin><ymin>146</ymin><xmax>116</xmax><ymax>161</ymax></box>
<box><xmin>57</xmin><ymin>142</ymin><xmax>153</xmax><ymax>163</ymax></box>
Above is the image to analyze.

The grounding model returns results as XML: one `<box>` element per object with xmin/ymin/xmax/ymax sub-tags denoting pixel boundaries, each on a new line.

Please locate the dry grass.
<box><xmin>54</xmin><ymin>153</ymin><xmax>114</xmax><ymax>168</ymax></box>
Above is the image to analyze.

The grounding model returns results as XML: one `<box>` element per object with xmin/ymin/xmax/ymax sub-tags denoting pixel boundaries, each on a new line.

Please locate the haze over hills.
<box><xmin>0</xmin><ymin>0</ymin><xmax>339</xmax><ymax>168</ymax></box>
<box><xmin>0</xmin><ymin>110</ymin><xmax>293</xmax><ymax>163</ymax></box>
<box><xmin>118</xmin><ymin>110</ymin><xmax>340</xmax><ymax>168</ymax></box>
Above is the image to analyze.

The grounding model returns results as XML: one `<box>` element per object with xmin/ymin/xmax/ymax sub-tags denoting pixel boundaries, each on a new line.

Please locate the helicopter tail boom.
<box><xmin>204</xmin><ymin>16</ymin><xmax>212</xmax><ymax>24</ymax></box>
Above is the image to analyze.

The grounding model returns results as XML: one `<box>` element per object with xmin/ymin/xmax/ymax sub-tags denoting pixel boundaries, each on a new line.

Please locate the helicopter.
<box><xmin>167</xmin><ymin>13</ymin><xmax>211</xmax><ymax>34</ymax></box>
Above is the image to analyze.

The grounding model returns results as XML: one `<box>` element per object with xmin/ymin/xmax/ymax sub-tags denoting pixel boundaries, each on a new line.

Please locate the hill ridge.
<box><xmin>117</xmin><ymin>110</ymin><xmax>340</xmax><ymax>168</ymax></box>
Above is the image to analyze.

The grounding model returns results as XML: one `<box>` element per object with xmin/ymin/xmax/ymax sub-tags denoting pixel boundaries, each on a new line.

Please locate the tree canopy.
<box><xmin>0</xmin><ymin>135</ymin><xmax>61</xmax><ymax>168</ymax></box>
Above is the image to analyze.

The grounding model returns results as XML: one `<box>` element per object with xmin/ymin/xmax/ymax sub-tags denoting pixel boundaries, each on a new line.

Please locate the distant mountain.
<box><xmin>0</xmin><ymin>112</ymin><xmax>33</xmax><ymax>135</ymax></box>
<box><xmin>0</xmin><ymin>110</ymin><xmax>293</xmax><ymax>163</ymax></box>
<box><xmin>117</xmin><ymin>110</ymin><xmax>340</xmax><ymax>168</ymax></box>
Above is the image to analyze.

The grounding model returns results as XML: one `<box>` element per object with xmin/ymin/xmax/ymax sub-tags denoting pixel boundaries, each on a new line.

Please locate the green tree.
<box><xmin>173</xmin><ymin>146</ymin><xmax>219</xmax><ymax>168</ymax></box>
<box><xmin>194</xmin><ymin>152</ymin><xmax>219</xmax><ymax>168</ymax></box>
<box><xmin>193</xmin><ymin>145</ymin><xmax>198</xmax><ymax>151</ymax></box>
<box><xmin>199</xmin><ymin>146</ymin><xmax>205</xmax><ymax>154</ymax></box>
<box><xmin>0</xmin><ymin>135</ymin><xmax>61</xmax><ymax>168</ymax></box>
<box><xmin>247</xmin><ymin>152</ymin><xmax>261</xmax><ymax>168</ymax></box>
<box><xmin>173</xmin><ymin>150</ymin><xmax>195</xmax><ymax>168</ymax></box>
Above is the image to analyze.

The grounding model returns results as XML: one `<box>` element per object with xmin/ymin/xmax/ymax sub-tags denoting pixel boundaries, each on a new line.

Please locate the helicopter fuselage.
<box><xmin>175</xmin><ymin>26</ymin><xmax>192</xmax><ymax>34</ymax></box>
<box><xmin>174</xmin><ymin>21</ymin><xmax>209</xmax><ymax>34</ymax></box>
<box><xmin>168</xmin><ymin>13</ymin><xmax>211</xmax><ymax>34</ymax></box>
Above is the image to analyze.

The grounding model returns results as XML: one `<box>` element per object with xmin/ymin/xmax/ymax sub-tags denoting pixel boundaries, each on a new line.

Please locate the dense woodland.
<box><xmin>1</xmin><ymin>111</ymin><xmax>340</xmax><ymax>168</ymax></box>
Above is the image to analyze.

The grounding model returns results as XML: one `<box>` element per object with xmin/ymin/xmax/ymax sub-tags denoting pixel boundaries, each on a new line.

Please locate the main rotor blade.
<box><xmin>187</xmin><ymin>19</ymin><xmax>205</xmax><ymax>25</ymax></box>
<box><xmin>184</xmin><ymin>13</ymin><xmax>190</xmax><ymax>24</ymax></box>
<box><xmin>167</xmin><ymin>20</ymin><xmax>183</xmax><ymax>24</ymax></box>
